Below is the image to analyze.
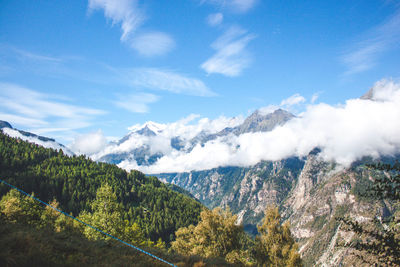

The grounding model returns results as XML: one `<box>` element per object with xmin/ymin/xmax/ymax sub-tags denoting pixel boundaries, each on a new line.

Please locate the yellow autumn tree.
<box><xmin>254</xmin><ymin>206</ymin><xmax>302</xmax><ymax>267</ymax></box>
<box><xmin>171</xmin><ymin>207</ymin><xmax>251</xmax><ymax>264</ymax></box>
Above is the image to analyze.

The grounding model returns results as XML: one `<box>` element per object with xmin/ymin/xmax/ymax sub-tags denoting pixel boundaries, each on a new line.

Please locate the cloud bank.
<box><xmin>69</xmin><ymin>130</ymin><xmax>107</xmax><ymax>155</ymax></box>
<box><xmin>92</xmin><ymin>114</ymin><xmax>244</xmax><ymax>160</ymax></box>
<box><xmin>116</xmin><ymin>79</ymin><xmax>400</xmax><ymax>174</ymax></box>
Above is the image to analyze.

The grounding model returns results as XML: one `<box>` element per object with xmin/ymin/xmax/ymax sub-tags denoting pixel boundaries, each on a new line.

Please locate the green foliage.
<box><xmin>171</xmin><ymin>207</ymin><xmax>252</xmax><ymax>265</ymax></box>
<box><xmin>0</xmin><ymin>131</ymin><xmax>202</xmax><ymax>243</ymax></box>
<box><xmin>78</xmin><ymin>184</ymin><xmax>124</xmax><ymax>241</ymax></box>
<box><xmin>253</xmin><ymin>206</ymin><xmax>302</xmax><ymax>267</ymax></box>
<box><xmin>0</xmin><ymin>189</ymin><xmax>42</xmax><ymax>225</ymax></box>
<box><xmin>0</xmin><ymin>216</ymin><xmax>233</xmax><ymax>267</ymax></box>
<box><xmin>337</xmin><ymin>163</ymin><xmax>400</xmax><ymax>266</ymax></box>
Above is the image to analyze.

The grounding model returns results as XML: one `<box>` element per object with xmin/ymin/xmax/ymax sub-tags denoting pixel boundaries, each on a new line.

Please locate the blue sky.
<box><xmin>1</xmin><ymin>0</ymin><xmax>400</xmax><ymax>144</ymax></box>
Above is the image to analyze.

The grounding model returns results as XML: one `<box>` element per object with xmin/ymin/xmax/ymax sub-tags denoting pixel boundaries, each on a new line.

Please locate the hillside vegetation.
<box><xmin>0</xmin><ymin>131</ymin><xmax>303</xmax><ymax>266</ymax></box>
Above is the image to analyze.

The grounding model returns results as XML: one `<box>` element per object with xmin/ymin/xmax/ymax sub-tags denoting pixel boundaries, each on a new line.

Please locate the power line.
<box><xmin>0</xmin><ymin>178</ymin><xmax>176</xmax><ymax>267</ymax></box>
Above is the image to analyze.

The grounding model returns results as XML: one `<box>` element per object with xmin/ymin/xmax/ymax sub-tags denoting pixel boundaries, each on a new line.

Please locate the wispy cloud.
<box><xmin>1</xmin><ymin>47</ymin><xmax>214</xmax><ymax>99</ymax></box>
<box><xmin>120</xmin><ymin>68</ymin><xmax>217</xmax><ymax>96</ymax></box>
<box><xmin>8</xmin><ymin>46</ymin><xmax>62</xmax><ymax>63</ymax></box>
<box><xmin>201</xmin><ymin>0</ymin><xmax>258</xmax><ymax>13</ymax></box>
<box><xmin>201</xmin><ymin>26</ymin><xmax>255</xmax><ymax>77</ymax></box>
<box><xmin>114</xmin><ymin>92</ymin><xmax>160</xmax><ymax>113</ymax></box>
<box><xmin>207</xmin><ymin>13</ymin><xmax>223</xmax><ymax>26</ymax></box>
<box><xmin>342</xmin><ymin>9</ymin><xmax>400</xmax><ymax>75</ymax></box>
<box><xmin>88</xmin><ymin>0</ymin><xmax>145</xmax><ymax>41</ymax></box>
<box><xmin>0</xmin><ymin>82</ymin><xmax>105</xmax><ymax>135</ymax></box>
<box><xmin>280</xmin><ymin>93</ymin><xmax>306</xmax><ymax>107</ymax></box>
<box><xmin>88</xmin><ymin>0</ymin><xmax>174</xmax><ymax>57</ymax></box>
<box><xmin>130</xmin><ymin>32</ymin><xmax>175</xmax><ymax>56</ymax></box>
<box><xmin>258</xmin><ymin>93</ymin><xmax>307</xmax><ymax>115</ymax></box>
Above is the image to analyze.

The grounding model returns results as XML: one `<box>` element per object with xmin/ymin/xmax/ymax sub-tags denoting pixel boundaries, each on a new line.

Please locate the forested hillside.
<box><xmin>0</xmin><ymin>130</ymin><xmax>304</xmax><ymax>266</ymax></box>
<box><xmin>0</xmin><ymin>131</ymin><xmax>202</xmax><ymax>244</ymax></box>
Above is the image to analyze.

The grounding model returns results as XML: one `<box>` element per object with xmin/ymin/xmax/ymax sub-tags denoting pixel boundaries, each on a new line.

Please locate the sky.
<box><xmin>1</xmin><ymin>0</ymin><xmax>400</xmax><ymax>149</ymax></box>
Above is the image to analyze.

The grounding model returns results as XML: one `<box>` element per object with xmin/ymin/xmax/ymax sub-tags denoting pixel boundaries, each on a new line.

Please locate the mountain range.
<box><xmin>1</xmin><ymin>97</ymin><xmax>399</xmax><ymax>265</ymax></box>
<box><xmin>93</xmin><ymin>108</ymin><xmax>294</xmax><ymax>167</ymax></box>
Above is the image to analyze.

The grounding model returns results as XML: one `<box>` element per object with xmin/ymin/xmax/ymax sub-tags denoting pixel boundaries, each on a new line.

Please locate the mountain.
<box><xmin>158</xmin><ymin>150</ymin><xmax>399</xmax><ymax>266</ymax></box>
<box><xmin>157</xmin><ymin>157</ymin><xmax>305</xmax><ymax>228</ymax></box>
<box><xmin>188</xmin><ymin>108</ymin><xmax>295</xmax><ymax>147</ymax></box>
<box><xmin>235</xmin><ymin>108</ymin><xmax>294</xmax><ymax>134</ymax></box>
<box><xmin>0</xmin><ymin>120</ymin><xmax>74</xmax><ymax>156</ymax></box>
<box><xmin>95</xmin><ymin>108</ymin><xmax>295</xmax><ymax>167</ymax></box>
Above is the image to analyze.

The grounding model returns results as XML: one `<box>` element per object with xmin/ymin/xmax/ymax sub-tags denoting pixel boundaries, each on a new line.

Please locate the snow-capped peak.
<box><xmin>127</xmin><ymin>121</ymin><xmax>167</xmax><ymax>134</ymax></box>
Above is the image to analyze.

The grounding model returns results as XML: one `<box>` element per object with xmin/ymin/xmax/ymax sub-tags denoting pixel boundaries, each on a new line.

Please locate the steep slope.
<box><xmin>159</xmin><ymin>150</ymin><xmax>399</xmax><ymax>266</ymax></box>
<box><xmin>0</xmin><ymin>131</ymin><xmax>203</xmax><ymax>244</ymax></box>
<box><xmin>284</xmin><ymin>155</ymin><xmax>397</xmax><ymax>266</ymax></box>
<box><xmin>158</xmin><ymin>157</ymin><xmax>304</xmax><ymax>229</ymax></box>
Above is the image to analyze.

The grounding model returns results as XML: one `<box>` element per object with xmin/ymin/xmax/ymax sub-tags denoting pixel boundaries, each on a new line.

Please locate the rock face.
<box><xmin>236</xmin><ymin>108</ymin><xmax>294</xmax><ymax>134</ymax></box>
<box><xmin>158</xmin><ymin>157</ymin><xmax>305</xmax><ymax>227</ymax></box>
<box><xmin>158</xmin><ymin>152</ymin><xmax>398</xmax><ymax>266</ymax></box>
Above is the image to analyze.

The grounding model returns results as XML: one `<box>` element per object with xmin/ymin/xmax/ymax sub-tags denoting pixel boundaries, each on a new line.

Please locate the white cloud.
<box><xmin>201</xmin><ymin>0</ymin><xmax>257</xmax><ymax>13</ymax></box>
<box><xmin>207</xmin><ymin>13</ymin><xmax>223</xmax><ymax>26</ymax></box>
<box><xmin>69</xmin><ymin>130</ymin><xmax>107</xmax><ymax>155</ymax></box>
<box><xmin>114</xmin><ymin>92</ymin><xmax>160</xmax><ymax>113</ymax></box>
<box><xmin>88</xmin><ymin>0</ymin><xmax>145</xmax><ymax>41</ymax></box>
<box><xmin>201</xmin><ymin>26</ymin><xmax>255</xmax><ymax>77</ymax></box>
<box><xmin>131</xmin><ymin>32</ymin><xmax>175</xmax><ymax>57</ymax></box>
<box><xmin>311</xmin><ymin>92</ymin><xmax>321</xmax><ymax>104</ymax></box>
<box><xmin>122</xmin><ymin>68</ymin><xmax>216</xmax><ymax>96</ymax></box>
<box><xmin>8</xmin><ymin>46</ymin><xmax>62</xmax><ymax>63</ymax></box>
<box><xmin>0</xmin><ymin>82</ymin><xmax>105</xmax><ymax>135</ymax></box>
<box><xmin>88</xmin><ymin>0</ymin><xmax>174</xmax><ymax>56</ymax></box>
<box><xmin>342</xmin><ymin>9</ymin><xmax>400</xmax><ymax>75</ymax></box>
<box><xmin>92</xmin><ymin>113</ymin><xmax>244</xmax><ymax>161</ymax></box>
<box><xmin>280</xmin><ymin>93</ymin><xmax>306</xmax><ymax>107</ymax></box>
<box><xmin>115</xmin><ymin>79</ymin><xmax>400</xmax><ymax>174</ymax></box>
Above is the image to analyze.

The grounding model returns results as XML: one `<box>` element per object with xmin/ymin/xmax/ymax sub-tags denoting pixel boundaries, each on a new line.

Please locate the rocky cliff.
<box><xmin>158</xmin><ymin>152</ymin><xmax>398</xmax><ymax>266</ymax></box>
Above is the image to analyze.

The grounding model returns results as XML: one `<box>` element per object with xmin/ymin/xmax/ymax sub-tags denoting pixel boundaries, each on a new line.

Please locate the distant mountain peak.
<box><xmin>238</xmin><ymin>108</ymin><xmax>294</xmax><ymax>134</ymax></box>
<box><xmin>360</xmin><ymin>88</ymin><xmax>374</xmax><ymax>100</ymax></box>
<box><xmin>128</xmin><ymin>121</ymin><xmax>166</xmax><ymax>135</ymax></box>
<box><xmin>0</xmin><ymin>120</ymin><xmax>13</xmax><ymax>129</ymax></box>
